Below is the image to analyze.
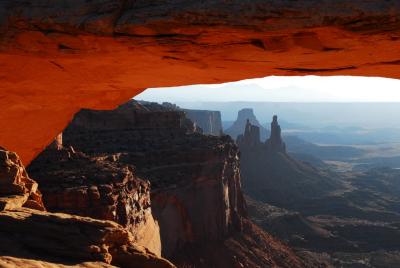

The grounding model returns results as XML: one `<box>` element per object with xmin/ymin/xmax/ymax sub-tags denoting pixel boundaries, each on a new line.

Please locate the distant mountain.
<box><xmin>284</xmin><ymin>135</ymin><xmax>365</xmax><ymax>161</ymax></box>
<box><xmin>225</xmin><ymin>108</ymin><xmax>269</xmax><ymax>141</ymax></box>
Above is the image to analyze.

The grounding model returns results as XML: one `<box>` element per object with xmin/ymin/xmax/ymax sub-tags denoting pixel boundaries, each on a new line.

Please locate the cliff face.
<box><xmin>183</xmin><ymin>109</ymin><xmax>223</xmax><ymax>136</ymax></box>
<box><xmin>61</xmin><ymin>100</ymin><xmax>246</xmax><ymax>255</ymax></box>
<box><xmin>28</xmin><ymin>144</ymin><xmax>162</xmax><ymax>255</ymax></box>
<box><xmin>44</xmin><ymin>100</ymin><xmax>308</xmax><ymax>267</ymax></box>
<box><xmin>0</xmin><ymin>147</ymin><xmax>174</xmax><ymax>268</ymax></box>
<box><xmin>0</xmin><ymin>148</ymin><xmax>45</xmax><ymax>211</ymax></box>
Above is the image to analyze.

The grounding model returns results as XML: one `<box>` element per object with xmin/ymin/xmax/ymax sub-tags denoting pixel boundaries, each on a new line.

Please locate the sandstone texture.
<box><xmin>28</xmin><ymin>145</ymin><xmax>162</xmax><ymax>256</ymax></box>
<box><xmin>0</xmin><ymin>1</ymin><xmax>400</xmax><ymax>164</ymax></box>
<box><xmin>0</xmin><ymin>207</ymin><xmax>174</xmax><ymax>268</ymax></box>
<box><xmin>0</xmin><ymin>257</ymin><xmax>115</xmax><ymax>268</ymax></box>
<box><xmin>0</xmin><ymin>148</ymin><xmax>45</xmax><ymax>211</ymax></box>
<box><xmin>0</xmin><ymin>147</ymin><xmax>175</xmax><ymax>268</ymax></box>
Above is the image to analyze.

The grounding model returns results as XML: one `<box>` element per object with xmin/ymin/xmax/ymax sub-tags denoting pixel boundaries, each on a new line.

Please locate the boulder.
<box><xmin>0</xmin><ymin>148</ymin><xmax>45</xmax><ymax>211</ymax></box>
<box><xmin>0</xmin><ymin>207</ymin><xmax>175</xmax><ymax>268</ymax></box>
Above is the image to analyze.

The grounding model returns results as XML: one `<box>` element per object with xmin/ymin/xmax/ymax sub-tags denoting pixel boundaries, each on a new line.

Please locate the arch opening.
<box><xmin>129</xmin><ymin>75</ymin><xmax>400</xmax><ymax>266</ymax></box>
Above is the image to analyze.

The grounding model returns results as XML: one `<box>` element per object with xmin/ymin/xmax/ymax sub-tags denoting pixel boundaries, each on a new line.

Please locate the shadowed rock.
<box><xmin>0</xmin><ymin>148</ymin><xmax>45</xmax><ymax>211</ymax></box>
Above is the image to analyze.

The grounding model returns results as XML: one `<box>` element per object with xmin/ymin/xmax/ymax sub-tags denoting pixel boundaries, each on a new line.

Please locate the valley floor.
<box><xmin>246</xmin><ymin>168</ymin><xmax>400</xmax><ymax>267</ymax></box>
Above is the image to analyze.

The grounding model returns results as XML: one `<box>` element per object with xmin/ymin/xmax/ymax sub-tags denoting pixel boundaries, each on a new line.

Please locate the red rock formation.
<box><xmin>0</xmin><ymin>148</ymin><xmax>45</xmax><ymax>211</ymax></box>
<box><xmin>172</xmin><ymin>218</ymin><xmax>320</xmax><ymax>268</ymax></box>
<box><xmin>28</xmin><ymin>144</ymin><xmax>162</xmax><ymax>256</ymax></box>
<box><xmin>1</xmin><ymin>1</ymin><xmax>400</xmax><ymax>164</ymax></box>
<box><xmin>0</xmin><ymin>207</ymin><xmax>174</xmax><ymax>268</ymax></box>
<box><xmin>0</xmin><ymin>147</ymin><xmax>175</xmax><ymax>268</ymax></box>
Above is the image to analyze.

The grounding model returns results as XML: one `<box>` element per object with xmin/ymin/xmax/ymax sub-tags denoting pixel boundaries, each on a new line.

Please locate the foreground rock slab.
<box><xmin>0</xmin><ymin>207</ymin><xmax>175</xmax><ymax>268</ymax></box>
<box><xmin>0</xmin><ymin>257</ymin><xmax>115</xmax><ymax>268</ymax></box>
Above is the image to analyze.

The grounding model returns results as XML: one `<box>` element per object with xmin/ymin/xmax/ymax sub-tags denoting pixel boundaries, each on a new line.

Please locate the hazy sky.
<box><xmin>136</xmin><ymin>76</ymin><xmax>400</xmax><ymax>103</ymax></box>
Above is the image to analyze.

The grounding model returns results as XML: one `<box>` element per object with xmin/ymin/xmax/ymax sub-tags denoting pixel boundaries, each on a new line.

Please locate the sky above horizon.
<box><xmin>136</xmin><ymin>76</ymin><xmax>400</xmax><ymax>103</ymax></box>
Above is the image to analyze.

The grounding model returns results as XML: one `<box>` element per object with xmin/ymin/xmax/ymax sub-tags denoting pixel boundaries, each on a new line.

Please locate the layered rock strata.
<box><xmin>0</xmin><ymin>207</ymin><xmax>174</xmax><ymax>268</ymax></box>
<box><xmin>48</xmin><ymin>100</ymin><xmax>308</xmax><ymax>267</ymax></box>
<box><xmin>58</xmin><ymin>101</ymin><xmax>246</xmax><ymax>255</ymax></box>
<box><xmin>0</xmin><ymin>147</ymin><xmax>175</xmax><ymax>268</ymax></box>
<box><xmin>28</xmin><ymin>143</ymin><xmax>162</xmax><ymax>256</ymax></box>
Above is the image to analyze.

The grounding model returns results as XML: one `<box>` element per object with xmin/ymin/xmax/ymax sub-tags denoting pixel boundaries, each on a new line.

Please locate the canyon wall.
<box><xmin>1</xmin><ymin>1</ymin><xmax>400</xmax><ymax>164</ymax></box>
<box><xmin>60</xmin><ymin>101</ymin><xmax>246</xmax><ymax>256</ymax></box>
<box><xmin>183</xmin><ymin>109</ymin><xmax>223</xmax><ymax>136</ymax></box>
<box><xmin>31</xmin><ymin>100</ymin><xmax>309</xmax><ymax>267</ymax></box>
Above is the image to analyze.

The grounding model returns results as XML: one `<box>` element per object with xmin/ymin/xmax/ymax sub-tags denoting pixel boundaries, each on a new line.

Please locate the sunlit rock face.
<box><xmin>1</xmin><ymin>0</ymin><xmax>400</xmax><ymax>163</ymax></box>
<box><xmin>60</xmin><ymin>100</ymin><xmax>247</xmax><ymax>255</ymax></box>
<box><xmin>0</xmin><ymin>147</ymin><xmax>175</xmax><ymax>268</ymax></box>
<box><xmin>27</xmin><ymin>143</ymin><xmax>163</xmax><ymax>256</ymax></box>
<box><xmin>0</xmin><ymin>148</ymin><xmax>45</xmax><ymax>211</ymax></box>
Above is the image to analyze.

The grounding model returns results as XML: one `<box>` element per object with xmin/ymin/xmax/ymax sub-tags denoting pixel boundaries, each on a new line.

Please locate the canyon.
<box><xmin>232</xmin><ymin>112</ymin><xmax>400</xmax><ymax>267</ymax></box>
<box><xmin>20</xmin><ymin>100</ymin><xmax>312</xmax><ymax>267</ymax></box>
<box><xmin>1</xmin><ymin>1</ymin><xmax>400</xmax><ymax>267</ymax></box>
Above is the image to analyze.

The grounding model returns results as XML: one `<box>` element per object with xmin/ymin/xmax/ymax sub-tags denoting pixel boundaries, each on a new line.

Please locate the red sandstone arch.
<box><xmin>1</xmin><ymin>0</ymin><xmax>400</xmax><ymax>164</ymax></box>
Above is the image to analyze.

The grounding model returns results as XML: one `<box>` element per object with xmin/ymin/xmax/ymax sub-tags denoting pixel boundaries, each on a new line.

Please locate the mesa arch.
<box><xmin>1</xmin><ymin>0</ymin><xmax>400</xmax><ymax>164</ymax></box>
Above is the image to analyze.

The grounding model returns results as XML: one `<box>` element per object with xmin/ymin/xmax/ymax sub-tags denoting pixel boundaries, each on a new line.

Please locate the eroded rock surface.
<box><xmin>0</xmin><ymin>207</ymin><xmax>174</xmax><ymax>268</ymax></box>
<box><xmin>28</xmin><ymin>143</ymin><xmax>162</xmax><ymax>256</ymax></box>
<box><xmin>0</xmin><ymin>148</ymin><xmax>45</xmax><ymax>211</ymax></box>
<box><xmin>0</xmin><ymin>147</ymin><xmax>175</xmax><ymax>268</ymax></box>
